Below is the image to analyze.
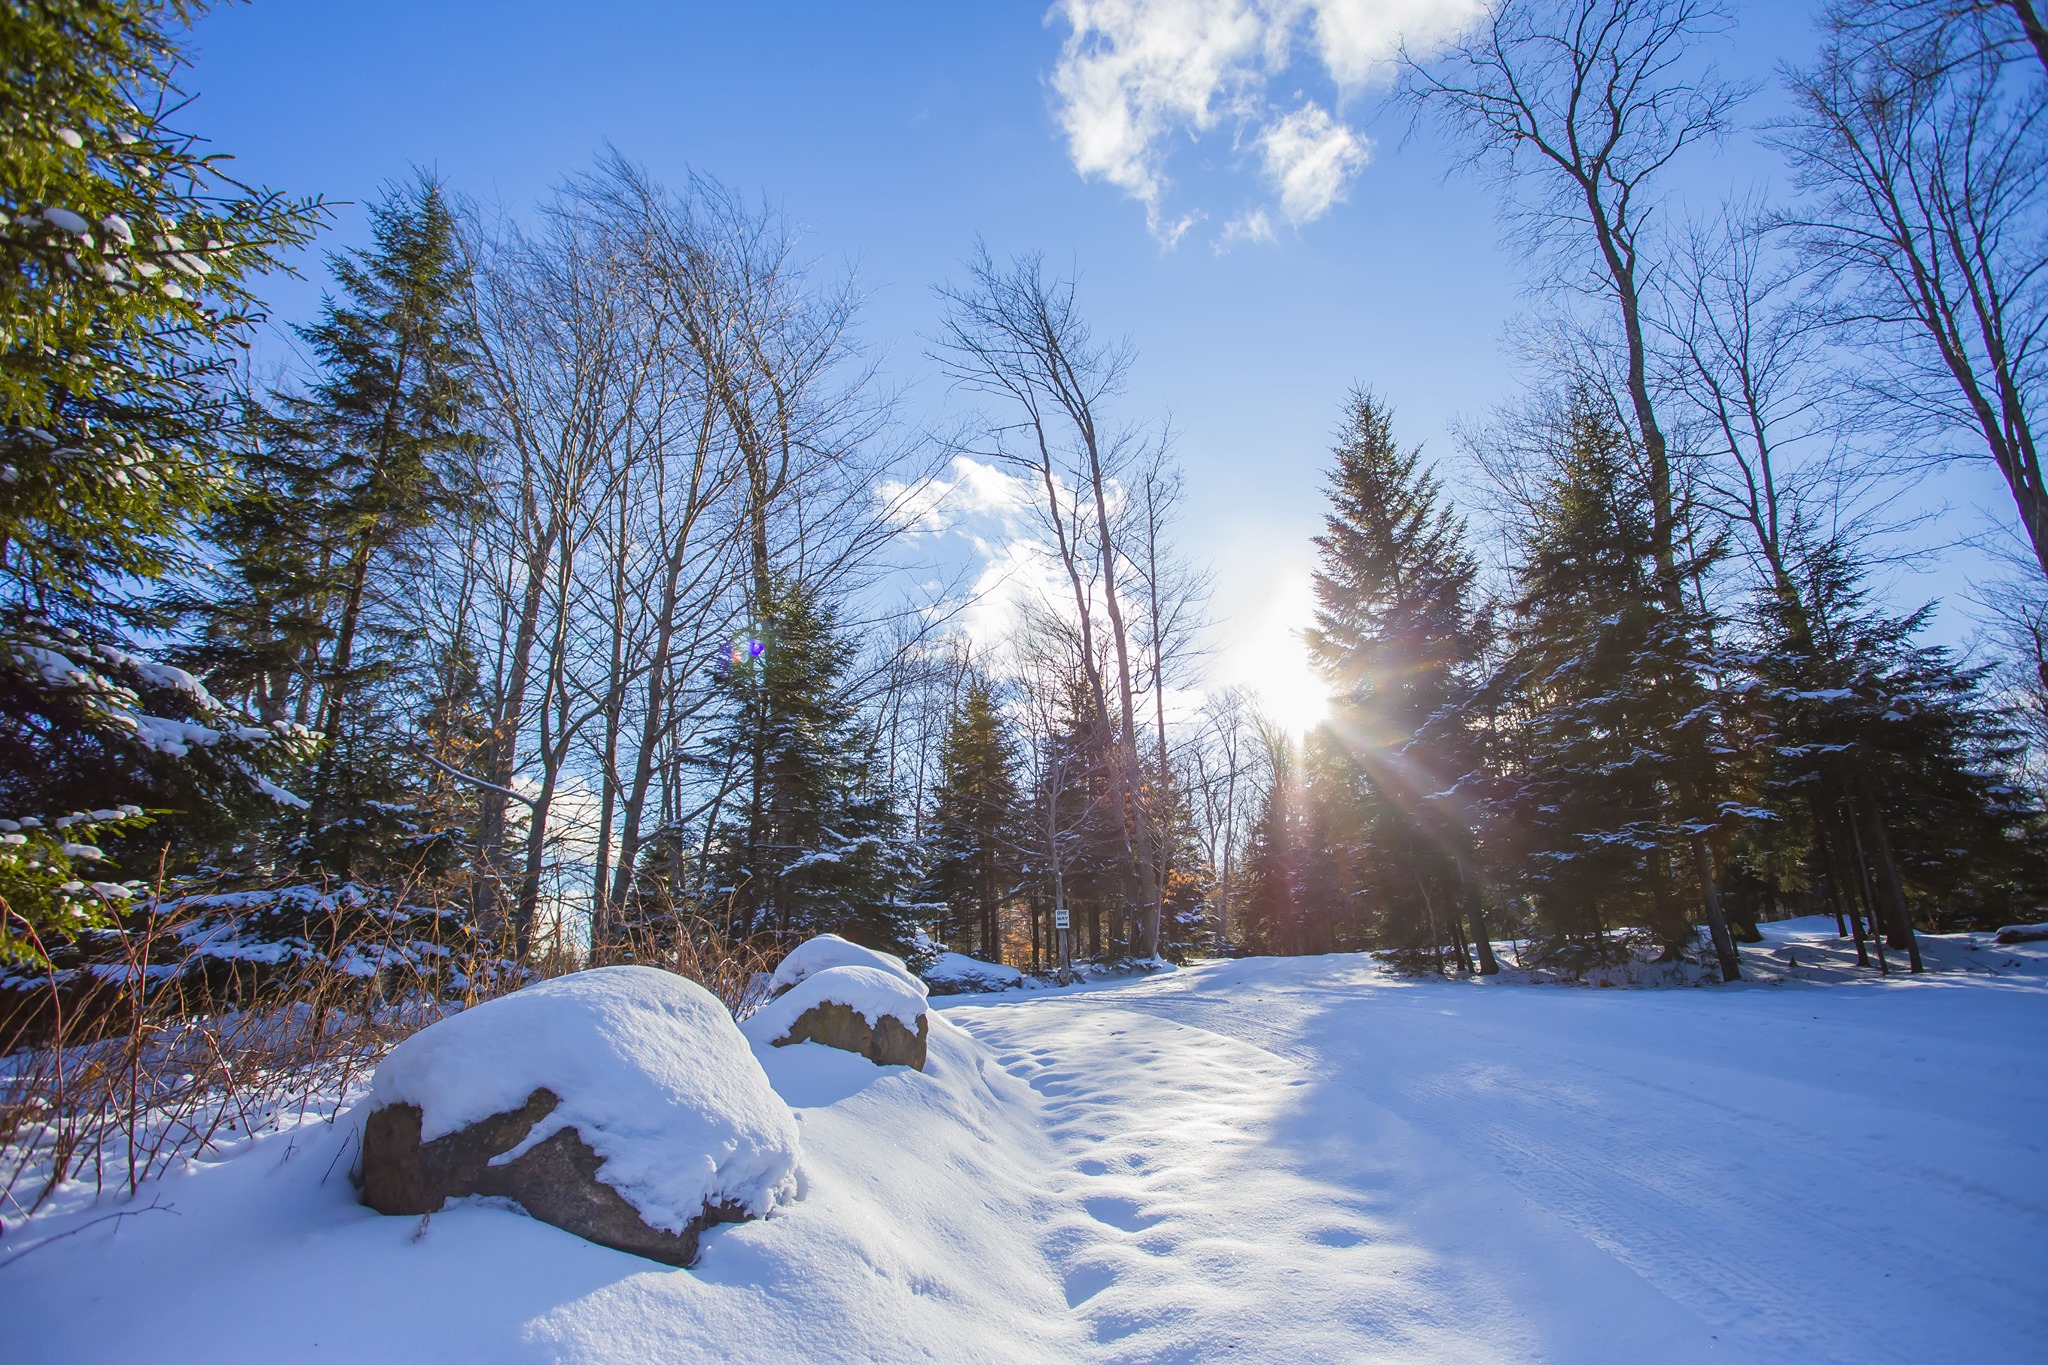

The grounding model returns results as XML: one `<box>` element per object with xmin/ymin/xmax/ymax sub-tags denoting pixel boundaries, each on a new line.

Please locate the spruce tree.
<box><xmin>0</xmin><ymin>0</ymin><xmax>320</xmax><ymax>959</ymax></box>
<box><xmin>282</xmin><ymin>174</ymin><xmax>477</xmax><ymax>875</ymax></box>
<box><xmin>705</xmin><ymin>581</ymin><xmax>912</xmax><ymax>949</ymax></box>
<box><xmin>1754</xmin><ymin>533</ymin><xmax>2048</xmax><ymax>956</ymax></box>
<box><xmin>1306</xmin><ymin>391</ymin><xmax>1499</xmax><ymax>972</ymax></box>
<box><xmin>1</xmin><ymin>0</ymin><xmax>322</xmax><ymax>605</ymax></box>
<box><xmin>1488</xmin><ymin>399</ymin><xmax>1732</xmax><ymax>971</ymax></box>
<box><xmin>923</xmin><ymin>673</ymin><xmax>1024</xmax><ymax>961</ymax></box>
<box><xmin>1238</xmin><ymin>764</ymin><xmax>1300</xmax><ymax>956</ymax></box>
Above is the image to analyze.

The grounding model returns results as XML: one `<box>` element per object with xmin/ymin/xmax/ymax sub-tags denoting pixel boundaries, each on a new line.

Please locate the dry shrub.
<box><xmin>0</xmin><ymin>887</ymin><xmax>782</xmax><ymax>1234</ymax></box>
<box><xmin>0</xmin><ymin>881</ymin><xmax>520</xmax><ymax>1230</ymax></box>
<box><xmin>601</xmin><ymin>909</ymin><xmax>783</xmax><ymax>1019</ymax></box>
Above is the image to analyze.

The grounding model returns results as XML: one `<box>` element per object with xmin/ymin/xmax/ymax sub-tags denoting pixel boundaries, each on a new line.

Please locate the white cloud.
<box><xmin>1218</xmin><ymin>206</ymin><xmax>1277</xmax><ymax>250</ymax></box>
<box><xmin>1050</xmin><ymin>0</ymin><xmax>1276</xmax><ymax>236</ymax></box>
<box><xmin>1047</xmin><ymin>0</ymin><xmax>1482</xmax><ymax>243</ymax></box>
<box><xmin>1308</xmin><ymin>0</ymin><xmax>1484</xmax><ymax>87</ymax></box>
<box><xmin>876</xmin><ymin>454</ymin><xmax>1035</xmax><ymax>533</ymax></box>
<box><xmin>1258</xmin><ymin>102</ymin><xmax>1369</xmax><ymax>222</ymax></box>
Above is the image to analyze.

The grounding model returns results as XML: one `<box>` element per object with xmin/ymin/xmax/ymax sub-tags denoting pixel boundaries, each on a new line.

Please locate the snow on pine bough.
<box><xmin>358</xmin><ymin>965</ymin><xmax>798</xmax><ymax>1266</ymax></box>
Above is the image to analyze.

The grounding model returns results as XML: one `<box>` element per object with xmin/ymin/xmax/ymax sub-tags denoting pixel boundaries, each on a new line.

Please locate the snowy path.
<box><xmin>949</xmin><ymin>994</ymin><xmax>1734</xmax><ymax>1362</ymax></box>
<box><xmin>943</xmin><ymin>932</ymin><xmax>2048</xmax><ymax>1364</ymax></box>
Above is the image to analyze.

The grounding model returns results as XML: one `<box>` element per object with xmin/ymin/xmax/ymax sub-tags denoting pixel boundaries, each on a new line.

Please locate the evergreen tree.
<box><xmin>704</xmin><ymin>582</ymin><xmax>912</xmax><ymax>950</ymax></box>
<box><xmin>1238</xmin><ymin>753</ymin><xmax>1300</xmax><ymax>956</ymax></box>
<box><xmin>923</xmin><ymin>673</ymin><xmax>1023</xmax><ymax>961</ymax></box>
<box><xmin>1306</xmin><ymin>391</ymin><xmax>1498</xmax><ymax>972</ymax></box>
<box><xmin>1019</xmin><ymin>668</ymin><xmax>1128</xmax><ymax>963</ymax></box>
<box><xmin>1753</xmin><ymin>533</ymin><xmax>2048</xmax><ymax>955</ymax></box>
<box><xmin>0</xmin><ymin>0</ymin><xmax>320</xmax><ymax>959</ymax></box>
<box><xmin>0</xmin><ymin>0</ymin><xmax>322</xmax><ymax>606</ymax></box>
<box><xmin>279</xmin><ymin>174</ymin><xmax>477</xmax><ymax>876</ymax></box>
<box><xmin>1486</xmin><ymin>398</ymin><xmax>1734</xmax><ymax>971</ymax></box>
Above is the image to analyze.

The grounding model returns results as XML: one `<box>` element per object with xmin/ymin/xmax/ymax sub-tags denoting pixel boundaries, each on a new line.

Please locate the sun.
<box><xmin>1254</xmin><ymin>654</ymin><xmax>1332</xmax><ymax>737</ymax></box>
<box><xmin>1221</xmin><ymin>568</ymin><xmax>1331</xmax><ymax>737</ymax></box>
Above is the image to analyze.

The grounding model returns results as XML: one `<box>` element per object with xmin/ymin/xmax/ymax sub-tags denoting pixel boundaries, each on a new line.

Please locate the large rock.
<box><xmin>361</xmin><ymin>1087</ymin><xmax>750</xmax><ymax>1265</ymax></box>
<box><xmin>744</xmin><ymin>963</ymin><xmax>931</xmax><ymax>1070</ymax></box>
<box><xmin>359</xmin><ymin>966</ymin><xmax>797</xmax><ymax>1265</ymax></box>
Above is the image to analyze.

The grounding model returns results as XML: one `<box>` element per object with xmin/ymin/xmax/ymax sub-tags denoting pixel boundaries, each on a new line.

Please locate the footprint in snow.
<box><xmin>1082</xmin><ymin>1194</ymin><xmax>1165</xmax><ymax>1232</ymax></box>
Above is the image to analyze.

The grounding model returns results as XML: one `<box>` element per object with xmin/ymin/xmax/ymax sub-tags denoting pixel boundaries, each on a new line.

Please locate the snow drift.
<box><xmin>765</xmin><ymin>932</ymin><xmax>925</xmax><ymax>999</ymax></box>
<box><xmin>922</xmin><ymin>950</ymin><xmax>1024</xmax><ymax>994</ymax></box>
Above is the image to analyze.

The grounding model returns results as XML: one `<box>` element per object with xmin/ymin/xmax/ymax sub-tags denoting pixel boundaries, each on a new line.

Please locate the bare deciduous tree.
<box><xmin>1778</xmin><ymin>4</ymin><xmax>2048</xmax><ymax>579</ymax></box>
<box><xmin>935</xmin><ymin>248</ymin><xmax>1168</xmax><ymax>960</ymax></box>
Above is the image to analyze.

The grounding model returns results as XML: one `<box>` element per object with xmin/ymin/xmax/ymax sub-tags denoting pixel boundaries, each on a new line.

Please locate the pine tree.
<box><xmin>0</xmin><ymin>0</ymin><xmax>322</xmax><ymax>605</ymax></box>
<box><xmin>0</xmin><ymin>1</ymin><xmax>321</xmax><ymax>959</ymax></box>
<box><xmin>1019</xmin><ymin>668</ymin><xmax>1128</xmax><ymax>964</ymax></box>
<box><xmin>1305</xmin><ymin>391</ymin><xmax>1499</xmax><ymax>972</ymax></box>
<box><xmin>1487</xmin><ymin>398</ymin><xmax>1732</xmax><ymax>971</ymax></box>
<box><xmin>1238</xmin><ymin>754</ymin><xmax>1300</xmax><ymax>956</ymax></box>
<box><xmin>1754</xmin><ymin>533</ymin><xmax>2048</xmax><ymax>959</ymax></box>
<box><xmin>923</xmin><ymin>673</ymin><xmax>1023</xmax><ymax>961</ymax></box>
<box><xmin>282</xmin><ymin>174</ymin><xmax>477</xmax><ymax>876</ymax></box>
<box><xmin>704</xmin><ymin>582</ymin><xmax>912</xmax><ymax>950</ymax></box>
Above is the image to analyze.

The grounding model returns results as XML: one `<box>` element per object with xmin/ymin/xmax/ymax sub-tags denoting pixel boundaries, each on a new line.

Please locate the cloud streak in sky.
<box><xmin>1048</xmin><ymin>0</ymin><xmax>1484</xmax><ymax>244</ymax></box>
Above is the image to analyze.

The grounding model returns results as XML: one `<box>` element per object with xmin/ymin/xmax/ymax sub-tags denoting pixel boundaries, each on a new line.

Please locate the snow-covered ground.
<box><xmin>4</xmin><ymin>917</ymin><xmax>2045</xmax><ymax>1363</ymax></box>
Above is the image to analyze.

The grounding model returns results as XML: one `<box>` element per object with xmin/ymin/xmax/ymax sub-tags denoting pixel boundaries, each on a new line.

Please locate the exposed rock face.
<box><xmin>769</xmin><ymin>1000</ymin><xmax>930</xmax><ymax>1071</ymax></box>
<box><xmin>360</xmin><ymin>1087</ymin><xmax>749</xmax><ymax>1266</ymax></box>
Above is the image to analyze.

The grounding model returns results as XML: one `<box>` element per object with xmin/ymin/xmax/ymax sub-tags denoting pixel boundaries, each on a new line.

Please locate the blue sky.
<box><xmin>182</xmin><ymin>0</ymin><xmax>2013</xmax><ymax>725</ymax></box>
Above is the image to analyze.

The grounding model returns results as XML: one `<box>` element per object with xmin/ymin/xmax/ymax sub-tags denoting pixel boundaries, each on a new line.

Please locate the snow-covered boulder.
<box><xmin>1994</xmin><ymin>922</ymin><xmax>2048</xmax><ymax>945</ymax></box>
<box><xmin>768</xmin><ymin>933</ymin><xmax>926</xmax><ymax>1000</ymax></box>
<box><xmin>360</xmin><ymin>966</ymin><xmax>797</xmax><ymax>1266</ymax></box>
<box><xmin>923</xmin><ymin>950</ymin><xmax>1024</xmax><ymax>995</ymax></box>
<box><xmin>744</xmin><ymin>963</ymin><xmax>930</xmax><ymax>1070</ymax></box>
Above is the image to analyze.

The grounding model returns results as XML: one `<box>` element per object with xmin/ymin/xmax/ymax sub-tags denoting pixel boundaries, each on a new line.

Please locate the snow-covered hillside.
<box><xmin>4</xmin><ymin>918</ymin><xmax>2045</xmax><ymax>1363</ymax></box>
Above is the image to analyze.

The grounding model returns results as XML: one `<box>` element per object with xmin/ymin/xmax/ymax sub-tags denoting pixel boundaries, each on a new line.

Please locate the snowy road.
<box><xmin>943</xmin><ymin>931</ymin><xmax>2048</xmax><ymax>1364</ymax></box>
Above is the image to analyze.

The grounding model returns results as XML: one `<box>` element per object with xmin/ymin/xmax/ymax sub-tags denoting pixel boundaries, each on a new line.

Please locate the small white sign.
<box><xmin>1054</xmin><ymin>908</ymin><xmax>1070</xmax><ymax>930</ymax></box>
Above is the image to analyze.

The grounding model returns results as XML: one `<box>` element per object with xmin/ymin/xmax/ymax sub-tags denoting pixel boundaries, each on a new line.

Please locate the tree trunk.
<box><xmin>1456</xmin><ymin>852</ymin><xmax>1499</xmax><ymax>975</ymax></box>
<box><xmin>477</xmin><ymin>512</ymin><xmax>559</xmax><ymax>939</ymax></box>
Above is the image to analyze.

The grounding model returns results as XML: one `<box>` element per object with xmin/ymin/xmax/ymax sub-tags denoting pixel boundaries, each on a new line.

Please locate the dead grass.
<box><xmin>0</xmin><ymin>885</ymin><xmax>786</xmax><ymax>1235</ymax></box>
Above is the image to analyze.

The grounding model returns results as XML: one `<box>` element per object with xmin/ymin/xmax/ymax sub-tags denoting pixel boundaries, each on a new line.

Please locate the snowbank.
<box><xmin>368</xmin><ymin>966</ymin><xmax>797</xmax><ymax>1232</ymax></box>
<box><xmin>923</xmin><ymin>950</ymin><xmax>1024</xmax><ymax>994</ymax></box>
<box><xmin>767</xmin><ymin>933</ymin><xmax>925</xmax><ymax>998</ymax></box>
<box><xmin>745</xmin><ymin>964</ymin><xmax>928</xmax><ymax>1040</ymax></box>
<box><xmin>1</xmin><ymin>989</ymin><xmax>1087</xmax><ymax>1363</ymax></box>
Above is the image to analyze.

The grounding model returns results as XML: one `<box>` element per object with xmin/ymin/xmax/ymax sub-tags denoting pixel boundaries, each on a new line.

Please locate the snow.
<box><xmin>247</xmin><ymin>772</ymin><xmax>310</xmax><ymax>809</ymax></box>
<box><xmin>742</xmin><ymin>964</ymin><xmax>928</xmax><ymax>1042</ymax></box>
<box><xmin>368</xmin><ymin>967</ymin><xmax>797</xmax><ymax>1233</ymax></box>
<box><xmin>922</xmin><ymin>949</ymin><xmax>1025</xmax><ymax>993</ymax></box>
<box><xmin>765</xmin><ymin>933</ymin><xmax>925</xmax><ymax>998</ymax></box>
<box><xmin>5</xmin><ymin>919</ymin><xmax>2047</xmax><ymax>1363</ymax></box>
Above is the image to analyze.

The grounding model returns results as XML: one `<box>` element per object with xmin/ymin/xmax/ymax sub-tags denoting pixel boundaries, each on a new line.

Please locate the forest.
<box><xmin>4</xmin><ymin>0</ymin><xmax>2047</xmax><ymax>1023</ymax></box>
